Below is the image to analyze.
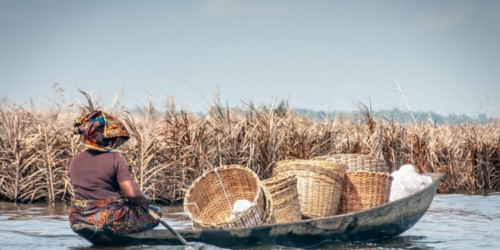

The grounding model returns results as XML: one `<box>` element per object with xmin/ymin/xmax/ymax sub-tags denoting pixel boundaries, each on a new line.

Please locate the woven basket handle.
<box><xmin>214</xmin><ymin>168</ymin><xmax>233</xmax><ymax>211</ymax></box>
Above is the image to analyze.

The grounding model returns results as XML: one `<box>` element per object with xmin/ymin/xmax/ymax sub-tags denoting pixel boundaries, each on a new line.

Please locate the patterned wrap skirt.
<box><xmin>69</xmin><ymin>197</ymin><xmax>162</xmax><ymax>234</ymax></box>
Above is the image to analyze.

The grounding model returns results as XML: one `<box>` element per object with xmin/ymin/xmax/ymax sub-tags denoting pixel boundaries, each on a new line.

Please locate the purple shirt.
<box><xmin>69</xmin><ymin>150</ymin><xmax>133</xmax><ymax>200</ymax></box>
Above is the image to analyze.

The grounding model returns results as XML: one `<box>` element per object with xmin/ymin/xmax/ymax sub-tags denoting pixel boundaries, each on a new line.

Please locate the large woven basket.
<box><xmin>183</xmin><ymin>165</ymin><xmax>270</xmax><ymax>229</ymax></box>
<box><xmin>273</xmin><ymin>160</ymin><xmax>345</xmax><ymax>219</ymax></box>
<box><xmin>315</xmin><ymin>154</ymin><xmax>392</xmax><ymax>214</ymax></box>
<box><xmin>338</xmin><ymin>171</ymin><xmax>392</xmax><ymax>214</ymax></box>
<box><xmin>262</xmin><ymin>175</ymin><xmax>301</xmax><ymax>223</ymax></box>
<box><xmin>314</xmin><ymin>154</ymin><xmax>390</xmax><ymax>173</ymax></box>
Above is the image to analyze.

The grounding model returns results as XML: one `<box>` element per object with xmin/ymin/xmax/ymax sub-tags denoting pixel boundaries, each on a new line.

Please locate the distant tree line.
<box><xmin>294</xmin><ymin>108</ymin><xmax>491</xmax><ymax>125</ymax></box>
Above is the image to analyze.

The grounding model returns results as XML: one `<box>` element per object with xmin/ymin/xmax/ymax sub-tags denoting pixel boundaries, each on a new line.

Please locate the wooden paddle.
<box><xmin>147</xmin><ymin>207</ymin><xmax>189</xmax><ymax>245</ymax></box>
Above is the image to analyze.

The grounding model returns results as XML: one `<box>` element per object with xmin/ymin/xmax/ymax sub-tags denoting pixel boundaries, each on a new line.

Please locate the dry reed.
<box><xmin>0</xmin><ymin>96</ymin><xmax>499</xmax><ymax>203</ymax></box>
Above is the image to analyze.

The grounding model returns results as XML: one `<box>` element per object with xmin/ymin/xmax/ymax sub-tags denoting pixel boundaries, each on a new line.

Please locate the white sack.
<box><xmin>389</xmin><ymin>164</ymin><xmax>432</xmax><ymax>202</ymax></box>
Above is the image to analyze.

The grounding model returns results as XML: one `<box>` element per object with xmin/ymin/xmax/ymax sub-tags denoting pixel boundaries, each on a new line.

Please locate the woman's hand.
<box><xmin>119</xmin><ymin>180</ymin><xmax>152</xmax><ymax>204</ymax></box>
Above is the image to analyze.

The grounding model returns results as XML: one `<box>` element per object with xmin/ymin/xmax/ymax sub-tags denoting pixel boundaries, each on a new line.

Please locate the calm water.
<box><xmin>1</xmin><ymin>193</ymin><xmax>499</xmax><ymax>250</ymax></box>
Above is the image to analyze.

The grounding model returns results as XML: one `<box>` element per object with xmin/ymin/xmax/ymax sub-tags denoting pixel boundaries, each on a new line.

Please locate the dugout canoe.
<box><xmin>73</xmin><ymin>173</ymin><xmax>443</xmax><ymax>249</ymax></box>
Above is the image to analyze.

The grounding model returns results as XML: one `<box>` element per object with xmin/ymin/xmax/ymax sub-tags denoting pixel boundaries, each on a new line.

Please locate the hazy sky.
<box><xmin>1</xmin><ymin>0</ymin><xmax>499</xmax><ymax>117</ymax></box>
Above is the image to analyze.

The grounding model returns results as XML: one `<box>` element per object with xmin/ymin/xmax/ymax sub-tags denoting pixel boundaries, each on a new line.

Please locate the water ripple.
<box><xmin>1</xmin><ymin>194</ymin><xmax>499</xmax><ymax>249</ymax></box>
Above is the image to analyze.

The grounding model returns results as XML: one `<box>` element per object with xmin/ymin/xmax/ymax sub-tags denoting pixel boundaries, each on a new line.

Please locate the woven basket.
<box><xmin>273</xmin><ymin>160</ymin><xmax>345</xmax><ymax>219</ymax></box>
<box><xmin>261</xmin><ymin>183</ymin><xmax>276</xmax><ymax>225</ymax></box>
<box><xmin>338</xmin><ymin>171</ymin><xmax>392</xmax><ymax>214</ymax></box>
<box><xmin>314</xmin><ymin>154</ymin><xmax>390</xmax><ymax>173</ymax></box>
<box><xmin>262</xmin><ymin>175</ymin><xmax>301</xmax><ymax>223</ymax></box>
<box><xmin>314</xmin><ymin>154</ymin><xmax>392</xmax><ymax>214</ymax></box>
<box><xmin>184</xmin><ymin>165</ymin><xmax>269</xmax><ymax>229</ymax></box>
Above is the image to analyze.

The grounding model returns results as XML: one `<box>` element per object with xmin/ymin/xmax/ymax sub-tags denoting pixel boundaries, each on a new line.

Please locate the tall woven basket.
<box><xmin>273</xmin><ymin>160</ymin><xmax>346</xmax><ymax>219</ymax></box>
<box><xmin>183</xmin><ymin>165</ymin><xmax>271</xmax><ymax>229</ymax></box>
<box><xmin>338</xmin><ymin>171</ymin><xmax>392</xmax><ymax>214</ymax></box>
<box><xmin>316</xmin><ymin>154</ymin><xmax>392</xmax><ymax>214</ymax></box>
<box><xmin>262</xmin><ymin>175</ymin><xmax>301</xmax><ymax>223</ymax></box>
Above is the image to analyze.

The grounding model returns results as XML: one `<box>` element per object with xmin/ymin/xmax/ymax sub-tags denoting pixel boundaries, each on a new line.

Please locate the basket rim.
<box><xmin>273</xmin><ymin>162</ymin><xmax>345</xmax><ymax>179</ymax></box>
<box><xmin>276</xmin><ymin>159</ymin><xmax>348</xmax><ymax>173</ymax></box>
<box><xmin>314</xmin><ymin>153</ymin><xmax>383</xmax><ymax>158</ymax></box>
<box><xmin>277</xmin><ymin>159</ymin><xmax>349</xmax><ymax>166</ymax></box>
<box><xmin>345</xmin><ymin>170</ymin><xmax>392</xmax><ymax>176</ymax></box>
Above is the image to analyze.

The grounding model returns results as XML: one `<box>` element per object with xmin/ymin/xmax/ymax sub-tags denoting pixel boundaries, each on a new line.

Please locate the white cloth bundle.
<box><xmin>229</xmin><ymin>199</ymin><xmax>252</xmax><ymax>220</ymax></box>
<box><xmin>389</xmin><ymin>164</ymin><xmax>432</xmax><ymax>202</ymax></box>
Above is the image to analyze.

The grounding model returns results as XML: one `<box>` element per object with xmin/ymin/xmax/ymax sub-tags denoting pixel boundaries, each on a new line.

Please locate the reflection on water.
<box><xmin>0</xmin><ymin>203</ymin><xmax>193</xmax><ymax>250</ymax></box>
<box><xmin>402</xmin><ymin>193</ymin><xmax>500</xmax><ymax>250</ymax></box>
<box><xmin>1</xmin><ymin>193</ymin><xmax>499</xmax><ymax>250</ymax></box>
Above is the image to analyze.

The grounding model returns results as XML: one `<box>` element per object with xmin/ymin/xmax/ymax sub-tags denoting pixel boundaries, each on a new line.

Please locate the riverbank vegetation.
<box><xmin>0</xmin><ymin>95</ymin><xmax>499</xmax><ymax>203</ymax></box>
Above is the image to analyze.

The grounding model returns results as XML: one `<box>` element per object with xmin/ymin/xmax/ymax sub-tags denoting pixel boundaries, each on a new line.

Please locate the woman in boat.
<box><xmin>68</xmin><ymin>109</ymin><xmax>162</xmax><ymax>234</ymax></box>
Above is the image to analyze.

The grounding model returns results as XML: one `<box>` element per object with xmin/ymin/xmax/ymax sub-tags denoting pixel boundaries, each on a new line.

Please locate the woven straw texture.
<box><xmin>315</xmin><ymin>154</ymin><xmax>392</xmax><ymax>214</ymax></box>
<box><xmin>183</xmin><ymin>165</ymin><xmax>270</xmax><ymax>229</ymax></box>
<box><xmin>338</xmin><ymin>171</ymin><xmax>392</xmax><ymax>214</ymax></box>
<box><xmin>262</xmin><ymin>175</ymin><xmax>301</xmax><ymax>223</ymax></box>
<box><xmin>314</xmin><ymin>154</ymin><xmax>390</xmax><ymax>173</ymax></box>
<box><xmin>261</xmin><ymin>183</ymin><xmax>276</xmax><ymax>225</ymax></box>
<box><xmin>273</xmin><ymin>160</ymin><xmax>345</xmax><ymax>219</ymax></box>
<box><xmin>278</xmin><ymin>159</ymin><xmax>348</xmax><ymax>176</ymax></box>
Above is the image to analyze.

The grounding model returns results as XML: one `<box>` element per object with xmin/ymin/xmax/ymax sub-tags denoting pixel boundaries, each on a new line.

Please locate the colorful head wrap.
<box><xmin>73</xmin><ymin>110</ymin><xmax>130</xmax><ymax>152</ymax></box>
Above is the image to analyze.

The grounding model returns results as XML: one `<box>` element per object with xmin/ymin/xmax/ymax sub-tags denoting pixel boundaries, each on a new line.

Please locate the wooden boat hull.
<box><xmin>74</xmin><ymin>173</ymin><xmax>443</xmax><ymax>248</ymax></box>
